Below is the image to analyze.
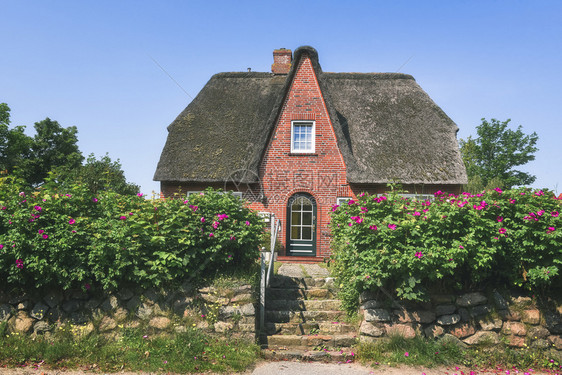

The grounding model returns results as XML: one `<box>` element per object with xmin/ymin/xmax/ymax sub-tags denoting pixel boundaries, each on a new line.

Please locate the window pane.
<box><xmin>292</xmin><ymin>212</ymin><xmax>301</xmax><ymax>225</ymax></box>
<box><xmin>302</xmin><ymin>212</ymin><xmax>312</xmax><ymax>225</ymax></box>
<box><xmin>302</xmin><ymin>227</ymin><xmax>312</xmax><ymax>240</ymax></box>
<box><xmin>291</xmin><ymin>226</ymin><xmax>301</xmax><ymax>240</ymax></box>
<box><xmin>293</xmin><ymin>123</ymin><xmax>313</xmax><ymax>152</ymax></box>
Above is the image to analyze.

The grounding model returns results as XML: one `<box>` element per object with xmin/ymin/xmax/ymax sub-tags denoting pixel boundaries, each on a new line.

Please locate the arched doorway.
<box><xmin>286</xmin><ymin>193</ymin><xmax>317</xmax><ymax>256</ymax></box>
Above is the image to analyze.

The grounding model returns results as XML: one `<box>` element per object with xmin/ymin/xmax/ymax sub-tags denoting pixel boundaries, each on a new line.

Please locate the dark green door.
<box><xmin>287</xmin><ymin>193</ymin><xmax>316</xmax><ymax>256</ymax></box>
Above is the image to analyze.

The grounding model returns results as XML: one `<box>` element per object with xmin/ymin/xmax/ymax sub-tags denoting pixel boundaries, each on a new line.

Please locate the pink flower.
<box><xmin>129</xmin><ymin>212</ymin><xmax>134</xmax><ymax>216</ymax></box>
<box><xmin>404</xmin><ymin>352</ymin><xmax>409</xmax><ymax>357</ymax></box>
<box><xmin>494</xmin><ymin>188</ymin><xmax>503</xmax><ymax>194</ymax></box>
<box><xmin>547</xmin><ymin>227</ymin><xmax>556</xmax><ymax>234</ymax></box>
<box><xmin>212</xmin><ymin>221</ymin><xmax>219</xmax><ymax>229</ymax></box>
<box><xmin>137</xmin><ymin>193</ymin><xmax>143</xmax><ymax>197</ymax></box>
<box><xmin>459</xmin><ymin>245</ymin><xmax>464</xmax><ymax>249</ymax></box>
<box><xmin>0</xmin><ymin>244</ymin><xmax>3</xmax><ymax>250</ymax></box>
<box><xmin>434</xmin><ymin>190</ymin><xmax>443</xmax><ymax>196</ymax></box>
<box><xmin>369</xmin><ymin>225</ymin><xmax>378</xmax><ymax>230</ymax></box>
<box><xmin>347</xmin><ymin>199</ymin><xmax>356</xmax><ymax>205</ymax></box>
<box><xmin>348</xmin><ymin>222</ymin><xmax>353</xmax><ymax>227</ymax></box>
<box><xmin>415</xmin><ymin>252</ymin><xmax>423</xmax><ymax>258</ymax></box>
<box><xmin>552</xmin><ymin>211</ymin><xmax>559</xmax><ymax>217</ymax></box>
<box><xmin>1</xmin><ymin>206</ymin><xmax>6</xmax><ymax>210</ymax></box>
<box><xmin>499</xmin><ymin>228</ymin><xmax>507</xmax><ymax>234</ymax></box>
<box><xmin>497</xmin><ymin>216</ymin><xmax>503</xmax><ymax>222</ymax></box>
<box><xmin>509</xmin><ymin>198</ymin><xmax>516</xmax><ymax>204</ymax></box>
<box><xmin>85</xmin><ymin>283</ymin><xmax>91</xmax><ymax>290</ymax></box>
<box><xmin>331</xmin><ymin>204</ymin><xmax>340</xmax><ymax>212</ymax></box>
<box><xmin>413</xmin><ymin>211</ymin><xmax>421</xmax><ymax>216</ymax></box>
<box><xmin>245</xmin><ymin>221</ymin><xmax>250</xmax><ymax>226</ymax></box>
<box><xmin>537</xmin><ymin>210</ymin><xmax>545</xmax><ymax>216</ymax></box>
<box><xmin>230</xmin><ymin>235</ymin><xmax>235</xmax><ymax>241</ymax></box>
<box><xmin>209</xmin><ymin>233</ymin><xmax>214</xmax><ymax>237</ymax></box>
<box><xmin>69</xmin><ymin>219</ymin><xmax>76</xmax><ymax>225</ymax></box>
<box><xmin>216</xmin><ymin>213</ymin><xmax>229</xmax><ymax>220</ymax></box>
<box><xmin>119</xmin><ymin>216</ymin><xmax>127</xmax><ymax>220</ymax></box>
<box><xmin>15</xmin><ymin>259</ymin><xmax>24</xmax><ymax>269</ymax></box>
<box><xmin>43</xmin><ymin>234</ymin><xmax>49</xmax><ymax>239</ymax></box>
<box><xmin>92</xmin><ymin>197</ymin><xmax>98</xmax><ymax>202</ymax></box>
<box><xmin>38</xmin><ymin>229</ymin><xmax>44</xmax><ymax>234</ymax></box>
<box><xmin>34</xmin><ymin>205</ymin><xmax>42</xmax><ymax>211</ymax></box>
<box><xmin>200</xmin><ymin>217</ymin><xmax>205</xmax><ymax>223</ymax></box>
<box><xmin>350</xmin><ymin>216</ymin><xmax>363</xmax><ymax>224</ymax></box>
<box><xmin>388</xmin><ymin>224</ymin><xmax>397</xmax><ymax>230</ymax></box>
<box><xmin>19</xmin><ymin>192</ymin><xmax>25</xmax><ymax>196</ymax></box>
<box><xmin>360</xmin><ymin>206</ymin><xmax>368</xmax><ymax>213</ymax></box>
<box><xmin>535</xmin><ymin>190</ymin><xmax>544</xmax><ymax>196</ymax></box>
<box><xmin>189</xmin><ymin>205</ymin><xmax>198</xmax><ymax>211</ymax></box>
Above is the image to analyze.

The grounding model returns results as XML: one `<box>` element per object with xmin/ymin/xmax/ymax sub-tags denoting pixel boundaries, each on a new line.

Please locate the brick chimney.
<box><xmin>271</xmin><ymin>48</ymin><xmax>292</xmax><ymax>74</ymax></box>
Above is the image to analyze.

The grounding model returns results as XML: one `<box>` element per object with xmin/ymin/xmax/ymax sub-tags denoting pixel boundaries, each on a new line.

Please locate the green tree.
<box><xmin>13</xmin><ymin>117</ymin><xmax>83</xmax><ymax>187</ymax></box>
<box><xmin>50</xmin><ymin>153</ymin><xmax>140</xmax><ymax>195</ymax></box>
<box><xmin>0</xmin><ymin>103</ymin><xmax>32</xmax><ymax>174</ymax></box>
<box><xmin>460</xmin><ymin>118</ymin><xmax>538</xmax><ymax>191</ymax></box>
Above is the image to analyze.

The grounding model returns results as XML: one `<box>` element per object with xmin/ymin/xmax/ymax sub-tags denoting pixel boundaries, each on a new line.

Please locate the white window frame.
<box><xmin>336</xmin><ymin>197</ymin><xmax>352</xmax><ymax>206</ymax></box>
<box><xmin>399</xmin><ymin>193</ymin><xmax>434</xmax><ymax>202</ymax></box>
<box><xmin>290</xmin><ymin>120</ymin><xmax>315</xmax><ymax>153</ymax></box>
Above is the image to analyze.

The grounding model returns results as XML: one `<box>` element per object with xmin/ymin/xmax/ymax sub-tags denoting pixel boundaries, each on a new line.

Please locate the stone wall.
<box><xmin>359</xmin><ymin>290</ymin><xmax>562</xmax><ymax>354</ymax></box>
<box><xmin>0</xmin><ymin>282</ymin><xmax>256</xmax><ymax>339</ymax></box>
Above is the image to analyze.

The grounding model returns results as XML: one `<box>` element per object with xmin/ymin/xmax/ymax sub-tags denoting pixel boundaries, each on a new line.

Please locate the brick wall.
<box><xmin>256</xmin><ymin>53</ymin><xmax>348</xmax><ymax>258</ymax></box>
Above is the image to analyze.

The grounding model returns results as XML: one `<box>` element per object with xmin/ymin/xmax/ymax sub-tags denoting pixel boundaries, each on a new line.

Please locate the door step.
<box><xmin>261</xmin><ymin>348</ymin><xmax>356</xmax><ymax>362</ymax></box>
<box><xmin>276</xmin><ymin>256</ymin><xmax>325</xmax><ymax>263</ymax></box>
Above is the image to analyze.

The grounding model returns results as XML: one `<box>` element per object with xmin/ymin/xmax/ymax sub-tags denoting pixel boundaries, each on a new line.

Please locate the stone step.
<box><xmin>268</xmin><ymin>276</ymin><xmax>337</xmax><ymax>289</ymax></box>
<box><xmin>265</xmin><ymin>321</ymin><xmax>357</xmax><ymax>335</ymax></box>
<box><xmin>266</xmin><ymin>299</ymin><xmax>342</xmax><ymax>311</ymax></box>
<box><xmin>266</xmin><ymin>333</ymin><xmax>357</xmax><ymax>349</ymax></box>
<box><xmin>266</xmin><ymin>287</ymin><xmax>337</xmax><ymax>300</ymax></box>
<box><xmin>261</xmin><ymin>348</ymin><xmax>357</xmax><ymax>362</ymax></box>
<box><xmin>266</xmin><ymin>310</ymin><xmax>345</xmax><ymax>323</ymax></box>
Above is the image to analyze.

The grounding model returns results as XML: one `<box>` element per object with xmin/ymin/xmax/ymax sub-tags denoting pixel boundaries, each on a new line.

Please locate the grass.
<box><xmin>273</xmin><ymin>261</ymin><xmax>282</xmax><ymax>275</ymax></box>
<box><xmin>358</xmin><ymin>335</ymin><xmax>561</xmax><ymax>372</ymax></box>
<box><xmin>0</xmin><ymin>321</ymin><xmax>260</xmax><ymax>373</ymax></box>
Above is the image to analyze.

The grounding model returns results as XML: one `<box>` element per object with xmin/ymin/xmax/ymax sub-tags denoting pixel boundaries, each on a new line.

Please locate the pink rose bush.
<box><xmin>330</xmin><ymin>186</ymin><xmax>561</xmax><ymax>305</ymax></box>
<box><xmin>0</xmin><ymin>176</ymin><xmax>264</xmax><ymax>291</ymax></box>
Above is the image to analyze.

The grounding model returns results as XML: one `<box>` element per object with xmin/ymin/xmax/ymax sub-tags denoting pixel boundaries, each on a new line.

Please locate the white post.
<box><xmin>270</xmin><ymin>213</ymin><xmax>275</xmax><ymax>257</ymax></box>
<box><xmin>260</xmin><ymin>249</ymin><xmax>266</xmax><ymax>340</ymax></box>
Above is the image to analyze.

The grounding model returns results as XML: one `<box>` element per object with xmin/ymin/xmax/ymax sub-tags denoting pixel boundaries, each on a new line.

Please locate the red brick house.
<box><xmin>154</xmin><ymin>46</ymin><xmax>467</xmax><ymax>260</ymax></box>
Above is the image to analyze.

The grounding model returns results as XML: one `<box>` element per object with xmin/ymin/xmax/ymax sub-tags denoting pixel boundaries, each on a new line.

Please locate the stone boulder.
<box><xmin>456</xmin><ymin>292</ymin><xmax>487</xmax><ymax>307</ymax></box>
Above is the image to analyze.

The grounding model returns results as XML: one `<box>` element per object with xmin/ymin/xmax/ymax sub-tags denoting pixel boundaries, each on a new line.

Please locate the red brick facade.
<box><xmin>248</xmin><ymin>54</ymin><xmax>348</xmax><ymax>257</ymax></box>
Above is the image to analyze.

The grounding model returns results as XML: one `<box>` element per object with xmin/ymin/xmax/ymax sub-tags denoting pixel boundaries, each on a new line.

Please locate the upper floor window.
<box><xmin>291</xmin><ymin>121</ymin><xmax>315</xmax><ymax>153</ymax></box>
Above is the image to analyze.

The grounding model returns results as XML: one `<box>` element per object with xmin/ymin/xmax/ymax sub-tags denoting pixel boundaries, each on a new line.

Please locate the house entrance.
<box><xmin>286</xmin><ymin>193</ymin><xmax>316</xmax><ymax>256</ymax></box>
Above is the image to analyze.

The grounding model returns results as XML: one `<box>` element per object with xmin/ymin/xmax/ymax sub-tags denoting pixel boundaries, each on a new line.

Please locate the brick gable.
<box><xmin>250</xmin><ymin>53</ymin><xmax>348</xmax><ymax>257</ymax></box>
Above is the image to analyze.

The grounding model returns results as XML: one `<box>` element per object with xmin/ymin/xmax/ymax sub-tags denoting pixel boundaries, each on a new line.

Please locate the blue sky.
<box><xmin>2</xmin><ymin>1</ymin><xmax>561</xmax><ymax>195</ymax></box>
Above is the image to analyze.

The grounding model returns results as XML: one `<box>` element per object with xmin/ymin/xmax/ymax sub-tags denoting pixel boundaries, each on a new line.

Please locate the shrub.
<box><xmin>0</xmin><ymin>176</ymin><xmax>264</xmax><ymax>291</ymax></box>
<box><xmin>330</xmin><ymin>187</ymin><xmax>561</xmax><ymax>307</ymax></box>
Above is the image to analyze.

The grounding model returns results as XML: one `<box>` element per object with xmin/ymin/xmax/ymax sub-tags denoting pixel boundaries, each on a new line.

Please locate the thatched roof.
<box><xmin>154</xmin><ymin>46</ymin><xmax>467</xmax><ymax>185</ymax></box>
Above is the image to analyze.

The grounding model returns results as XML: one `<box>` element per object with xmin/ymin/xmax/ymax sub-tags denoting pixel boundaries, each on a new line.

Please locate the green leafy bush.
<box><xmin>330</xmin><ymin>187</ymin><xmax>561</xmax><ymax>307</ymax></box>
<box><xmin>0</xmin><ymin>176</ymin><xmax>263</xmax><ymax>291</ymax></box>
